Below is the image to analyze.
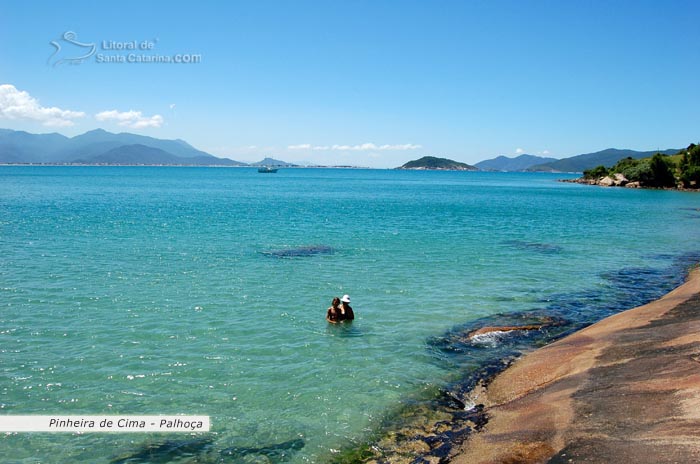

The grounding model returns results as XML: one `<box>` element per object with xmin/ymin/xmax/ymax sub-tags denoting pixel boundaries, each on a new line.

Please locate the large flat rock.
<box><xmin>452</xmin><ymin>268</ymin><xmax>700</xmax><ymax>463</ymax></box>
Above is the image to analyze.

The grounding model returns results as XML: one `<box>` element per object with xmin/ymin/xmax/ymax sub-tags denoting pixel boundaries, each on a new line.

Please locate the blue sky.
<box><xmin>1</xmin><ymin>0</ymin><xmax>698</xmax><ymax>167</ymax></box>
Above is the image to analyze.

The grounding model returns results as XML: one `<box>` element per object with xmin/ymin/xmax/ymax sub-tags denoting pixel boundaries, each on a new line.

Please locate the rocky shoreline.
<box><xmin>450</xmin><ymin>267</ymin><xmax>700</xmax><ymax>463</ymax></box>
<box><xmin>561</xmin><ymin>175</ymin><xmax>699</xmax><ymax>191</ymax></box>
<box><xmin>561</xmin><ymin>174</ymin><xmax>643</xmax><ymax>188</ymax></box>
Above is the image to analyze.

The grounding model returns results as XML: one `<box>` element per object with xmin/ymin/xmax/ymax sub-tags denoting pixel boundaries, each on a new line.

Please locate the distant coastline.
<box><xmin>1</xmin><ymin>127</ymin><xmax>694</xmax><ymax>173</ymax></box>
<box><xmin>0</xmin><ymin>162</ymin><xmax>372</xmax><ymax>169</ymax></box>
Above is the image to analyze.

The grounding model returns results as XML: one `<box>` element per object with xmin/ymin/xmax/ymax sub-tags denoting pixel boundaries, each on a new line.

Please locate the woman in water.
<box><xmin>339</xmin><ymin>295</ymin><xmax>354</xmax><ymax>321</ymax></box>
<box><xmin>326</xmin><ymin>297</ymin><xmax>341</xmax><ymax>323</ymax></box>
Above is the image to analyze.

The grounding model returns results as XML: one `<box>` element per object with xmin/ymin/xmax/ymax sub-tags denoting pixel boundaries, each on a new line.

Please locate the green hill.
<box><xmin>397</xmin><ymin>156</ymin><xmax>477</xmax><ymax>171</ymax></box>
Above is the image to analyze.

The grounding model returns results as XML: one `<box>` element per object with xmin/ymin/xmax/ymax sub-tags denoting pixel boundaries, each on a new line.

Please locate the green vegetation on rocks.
<box><xmin>581</xmin><ymin>144</ymin><xmax>700</xmax><ymax>189</ymax></box>
<box><xmin>679</xmin><ymin>143</ymin><xmax>700</xmax><ymax>188</ymax></box>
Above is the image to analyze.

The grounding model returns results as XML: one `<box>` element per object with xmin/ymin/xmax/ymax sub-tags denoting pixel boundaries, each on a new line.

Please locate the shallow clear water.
<box><xmin>0</xmin><ymin>167</ymin><xmax>698</xmax><ymax>463</ymax></box>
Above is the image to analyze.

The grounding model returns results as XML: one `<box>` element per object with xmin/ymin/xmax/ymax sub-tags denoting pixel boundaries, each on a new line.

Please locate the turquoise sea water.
<box><xmin>1</xmin><ymin>166</ymin><xmax>699</xmax><ymax>463</ymax></box>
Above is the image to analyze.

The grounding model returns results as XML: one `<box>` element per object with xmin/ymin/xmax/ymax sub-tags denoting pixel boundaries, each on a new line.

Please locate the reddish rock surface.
<box><xmin>452</xmin><ymin>268</ymin><xmax>700</xmax><ymax>463</ymax></box>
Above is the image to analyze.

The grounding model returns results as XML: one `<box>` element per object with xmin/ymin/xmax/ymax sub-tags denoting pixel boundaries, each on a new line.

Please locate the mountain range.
<box><xmin>475</xmin><ymin>148</ymin><xmax>680</xmax><ymax>172</ymax></box>
<box><xmin>526</xmin><ymin>148</ymin><xmax>680</xmax><ymax>172</ymax></box>
<box><xmin>0</xmin><ymin>128</ymin><xmax>684</xmax><ymax>172</ymax></box>
<box><xmin>475</xmin><ymin>154</ymin><xmax>557</xmax><ymax>171</ymax></box>
<box><xmin>0</xmin><ymin>128</ymin><xmax>246</xmax><ymax>166</ymax></box>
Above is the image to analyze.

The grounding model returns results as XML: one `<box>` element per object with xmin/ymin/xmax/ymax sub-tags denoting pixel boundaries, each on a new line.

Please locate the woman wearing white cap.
<box><xmin>339</xmin><ymin>295</ymin><xmax>354</xmax><ymax>321</ymax></box>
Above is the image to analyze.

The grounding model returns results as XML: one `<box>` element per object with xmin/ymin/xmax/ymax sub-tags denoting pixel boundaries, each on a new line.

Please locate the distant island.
<box><xmin>397</xmin><ymin>156</ymin><xmax>477</xmax><ymax>171</ymax></box>
<box><xmin>250</xmin><ymin>157</ymin><xmax>298</xmax><ymax>168</ymax></box>
<box><xmin>565</xmin><ymin>144</ymin><xmax>699</xmax><ymax>190</ymax></box>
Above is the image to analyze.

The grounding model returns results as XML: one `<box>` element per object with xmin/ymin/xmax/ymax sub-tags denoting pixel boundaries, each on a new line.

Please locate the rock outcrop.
<box><xmin>450</xmin><ymin>269</ymin><xmax>700</xmax><ymax>464</ymax></box>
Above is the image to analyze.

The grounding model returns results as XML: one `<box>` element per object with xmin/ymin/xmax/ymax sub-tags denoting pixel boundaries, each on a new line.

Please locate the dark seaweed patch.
<box><xmin>221</xmin><ymin>438</ymin><xmax>305</xmax><ymax>462</ymax></box>
<box><xmin>503</xmin><ymin>240</ymin><xmax>564</xmax><ymax>254</ymax></box>
<box><xmin>112</xmin><ymin>437</ymin><xmax>305</xmax><ymax>464</ymax></box>
<box><xmin>261</xmin><ymin>245</ymin><xmax>335</xmax><ymax>258</ymax></box>
<box><xmin>110</xmin><ymin>437</ymin><xmax>215</xmax><ymax>464</ymax></box>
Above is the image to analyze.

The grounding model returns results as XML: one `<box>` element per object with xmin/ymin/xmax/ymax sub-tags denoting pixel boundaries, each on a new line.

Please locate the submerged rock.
<box><xmin>221</xmin><ymin>438</ymin><xmax>305</xmax><ymax>461</ymax></box>
<box><xmin>110</xmin><ymin>437</ymin><xmax>214</xmax><ymax>463</ymax></box>
<box><xmin>503</xmin><ymin>240</ymin><xmax>563</xmax><ymax>254</ymax></box>
<box><xmin>261</xmin><ymin>245</ymin><xmax>335</xmax><ymax>258</ymax></box>
<box><xmin>112</xmin><ymin>437</ymin><xmax>305</xmax><ymax>463</ymax></box>
<box><xmin>468</xmin><ymin>323</ymin><xmax>549</xmax><ymax>339</ymax></box>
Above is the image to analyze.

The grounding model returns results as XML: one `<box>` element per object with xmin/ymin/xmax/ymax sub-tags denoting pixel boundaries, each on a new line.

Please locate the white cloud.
<box><xmin>288</xmin><ymin>142</ymin><xmax>422</xmax><ymax>151</ymax></box>
<box><xmin>95</xmin><ymin>109</ymin><xmax>164</xmax><ymax>129</ymax></box>
<box><xmin>0</xmin><ymin>84</ymin><xmax>85</xmax><ymax>127</ymax></box>
<box><xmin>169</xmin><ymin>103</ymin><xmax>176</xmax><ymax>110</ymax></box>
<box><xmin>515</xmin><ymin>147</ymin><xmax>525</xmax><ymax>154</ymax></box>
<box><xmin>378</xmin><ymin>143</ymin><xmax>422</xmax><ymax>150</ymax></box>
<box><xmin>541</xmin><ymin>150</ymin><xmax>550</xmax><ymax>155</ymax></box>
